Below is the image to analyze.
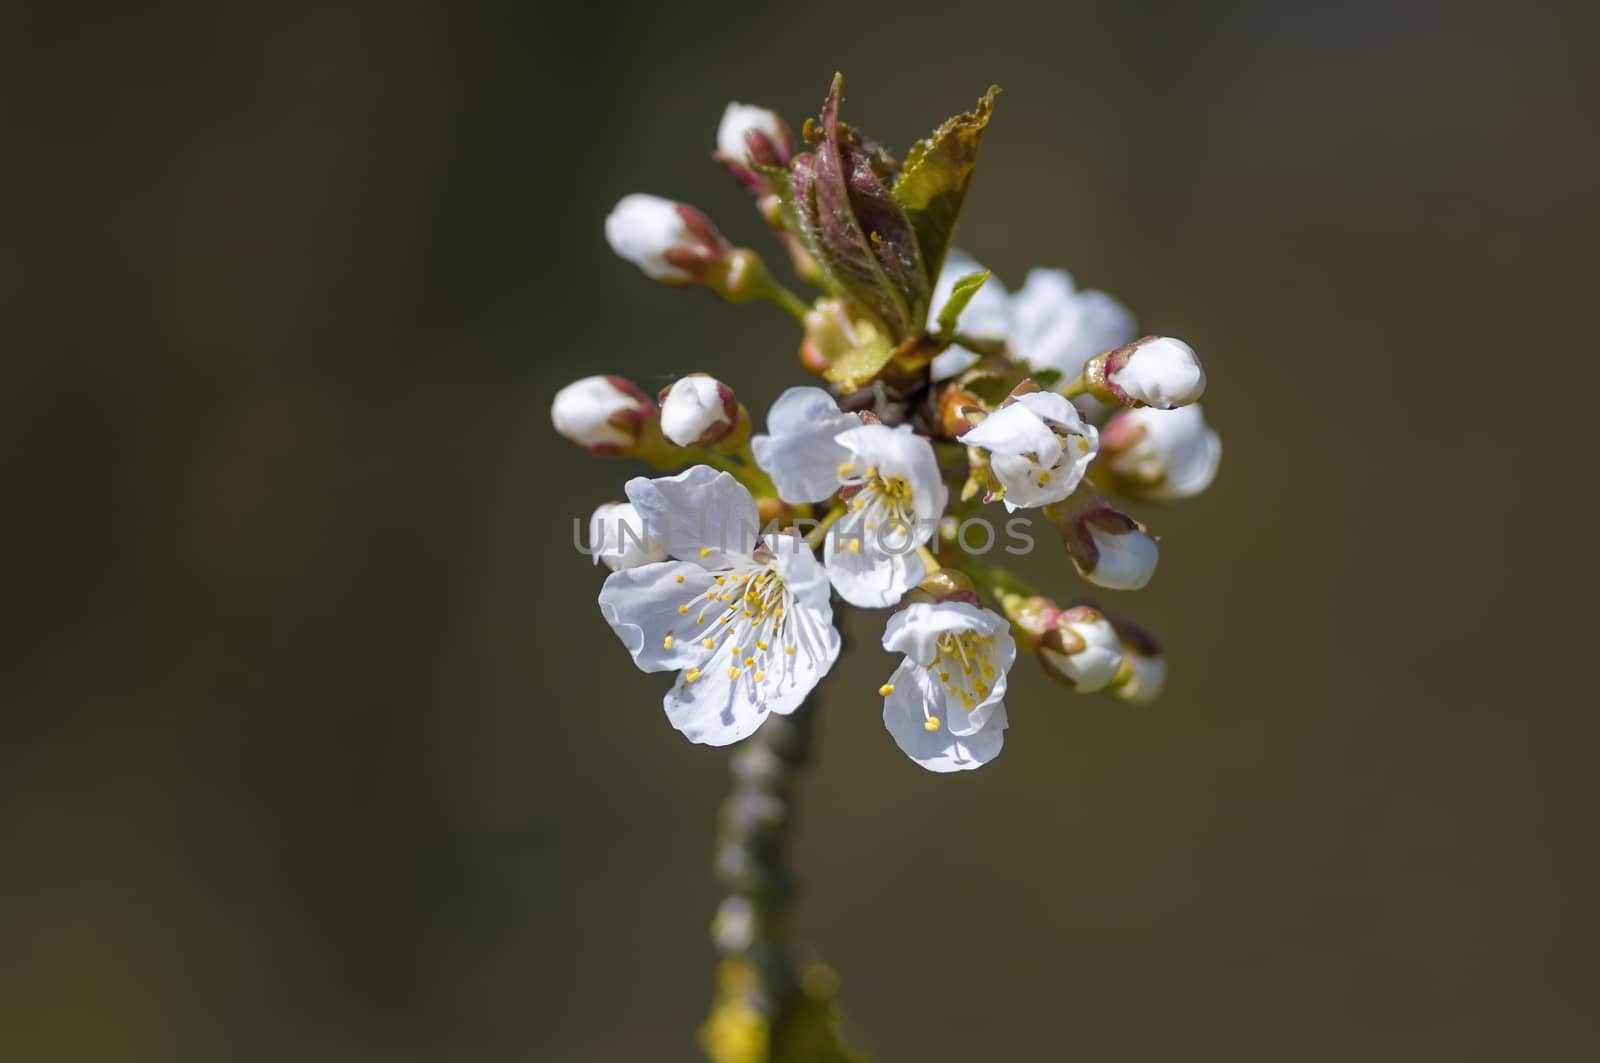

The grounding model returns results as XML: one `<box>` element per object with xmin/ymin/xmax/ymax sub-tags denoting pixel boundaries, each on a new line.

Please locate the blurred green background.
<box><xmin>5</xmin><ymin>1</ymin><xmax>1597</xmax><ymax>1059</ymax></box>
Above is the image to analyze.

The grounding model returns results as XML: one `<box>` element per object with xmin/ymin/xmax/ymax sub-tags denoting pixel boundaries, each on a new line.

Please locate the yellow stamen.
<box><xmin>702</xmin><ymin>638</ymin><xmax>716</xmax><ymax>649</ymax></box>
<box><xmin>785</xmin><ymin>646</ymin><xmax>796</xmax><ymax>655</ymax></box>
<box><xmin>675</xmin><ymin>574</ymin><xmax>685</xmax><ymax>583</ymax></box>
<box><xmin>678</xmin><ymin>604</ymin><xmax>689</xmax><ymax>614</ymax></box>
<box><xmin>663</xmin><ymin>635</ymin><xmax>674</xmax><ymax>650</ymax></box>
<box><xmin>753</xmin><ymin>671</ymin><xmax>765</xmax><ymax>682</ymax></box>
<box><xmin>728</xmin><ymin>667</ymin><xmax>741</xmax><ymax>679</ymax></box>
<box><xmin>686</xmin><ymin>668</ymin><xmax>701</xmax><ymax>682</ymax></box>
<box><xmin>756</xmin><ymin>641</ymin><xmax>768</xmax><ymax>651</ymax></box>
<box><xmin>744</xmin><ymin>657</ymin><xmax>755</xmax><ymax>668</ymax></box>
<box><xmin>848</xmin><ymin>538</ymin><xmax>861</xmax><ymax>554</ymax></box>
<box><xmin>923</xmin><ymin>717</ymin><xmax>941</xmax><ymax>732</ymax></box>
<box><xmin>878</xmin><ymin>683</ymin><xmax>895</xmax><ymax>697</ymax></box>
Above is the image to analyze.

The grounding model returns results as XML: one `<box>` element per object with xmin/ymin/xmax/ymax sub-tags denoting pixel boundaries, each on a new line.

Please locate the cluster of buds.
<box><xmin>556</xmin><ymin>73</ymin><xmax>1223</xmax><ymax>773</ymax></box>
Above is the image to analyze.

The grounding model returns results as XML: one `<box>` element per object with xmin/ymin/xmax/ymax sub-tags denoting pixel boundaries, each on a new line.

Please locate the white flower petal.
<box><xmin>598</xmin><ymin>561</ymin><xmax>724</xmax><ymax>672</ymax></box>
<box><xmin>626</xmin><ymin>465</ymin><xmax>761</xmax><ymax>566</ymax></box>
<box><xmin>750</xmin><ymin>387</ymin><xmax>858</xmax><ymax>504</ymax></box>
<box><xmin>823</xmin><ymin>524</ymin><xmax>926</xmax><ymax>609</ymax></box>
<box><xmin>835</xmin><ymin>424</ymin><xmax>947</xmax><ymax>529</ymax></box>
<box><xmin>551</xmin><ymin>376</ymin><xmax>644</xmax><ymax>450</ymax></box>
<box><xmin>930</xmin><ymin>344</ymin><xmax>982</xmax><ymax>382</ymax></box>
<box><xmin>1120</xmin><ymin>405</ymin><xmax>1221</xmax><ymax>501</ymax></box>
<box><xmin>883</xmin><ymin>665</ymin><xmax>1008</xmax><ymax>773</ymax></box>
<box><xmin>1010</xmin><ymin>268</ymin><xmax>1136</xmax><ymax>377</ymax></box>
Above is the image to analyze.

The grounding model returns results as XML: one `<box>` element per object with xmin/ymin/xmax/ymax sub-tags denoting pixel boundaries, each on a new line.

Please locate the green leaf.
<box><xmin>893</xmin><ymin>86</ymin><xmax>1000</xmax><ymax>300</ymax></box>
<box><xmin>801</xmin><ymin>74</ymin><xmax>926</xmax><ymax>339</ymax></box>
<box><xmin>935</xmin><ymin>269</ymin><xmax>991</xmax><ymax>335</ymax></box>
<box><xmin>822</xmin><ymin>337</ymin><xmax>896</xmax><ymax>394</ymax></box>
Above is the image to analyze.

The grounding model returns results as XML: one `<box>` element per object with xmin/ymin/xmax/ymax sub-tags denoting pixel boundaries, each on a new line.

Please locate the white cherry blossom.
<box><xmin>958</xmin><ymin>391</ymin><xmax>1099</xmax><ymax>511</ymax></box>
<box><xmin>879</xmin><ymin>600</ymin><xmax>1015</xmax><ymax>772</ymax></box>
<box><xmin>824</xmin><ymin>424</ymin><xmax>948</xmax><ymax>608</ymax></box>
<box><xmin>749</xmin><ymin>387</ymin><xmax>860</xmax><ymax>503</ymax></box>
<box><xmin>599</xmin><ymin>466</ymin><xmax>841</xmax><ymax>746</ymax></box>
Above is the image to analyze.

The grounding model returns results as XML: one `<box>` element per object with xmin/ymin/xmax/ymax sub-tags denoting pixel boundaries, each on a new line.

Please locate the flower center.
<box><xmin>837</xmin><ymin>464</ymin><xmax>917</xmax><ymax>551</ymax></box>
<box><xmin>926</xmin><ymin>630</ymin><xmax>996</xmax><ymax>713</ymax></box>
<box><xmin>670</xmin><ymin>562</ymin><xmax>797</xmax><ymax>688</ymax></box>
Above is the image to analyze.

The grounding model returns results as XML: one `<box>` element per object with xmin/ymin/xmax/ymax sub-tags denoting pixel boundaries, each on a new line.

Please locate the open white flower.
<box><xmin>958</xmin><ymin>391</ymin><xmax>1099</xmax><ymax>511</ymax></box>
<box><xmin>551</xmin><ymin>375</ymin><xmax>651</xmax><ymax>454</ymax></box>
<box><xmin>879</xmin><ymin>600</ymin><xmax>1015</xmax><ymax>772</ymax></box>
<box><xmin>598</xmin><ymin>466</ymin><xmax>841</xmax><ymax>746</ymax></box>
<box><xmin>825</xmin><ymin>424</ymin><xmax>948</xmax><ymax>608</ymax></box>
<box><xmin>659</xmin><ymin>374</ymin><xmax>737</xmax><ymax>447</ymax></box>
<box><xmin>1009</xmin><ymin>269</ymin><xmax>1137</xmax><ymax>381</ymax></box>
<box><xmin>590</xmin><ymin>501</ymin><xmax>668</xmax><ymax>571</ymax></box>
<box><xmin>1099</xmin><ymin>404</ymin><xmax>1222</xmax><ymax>502</ymax></box>
<box><xmin>1036</xmin><ymin>606</ymin><xmax>1123</xmax><ymax>692</ymax></box>
<box><xmin>1091</xmin><ymin>336</ymin><xmax>1206</xmax><ymax>409</ymax></box>
<box><xmin>749</xmin><ymin>387</ymin><xmax>860</xmax><ymax>503</ymax></box>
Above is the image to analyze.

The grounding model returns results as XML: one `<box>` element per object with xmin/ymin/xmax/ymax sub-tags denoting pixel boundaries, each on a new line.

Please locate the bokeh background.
<box><xmin>6</xmin><ymin>1</ymin><xmax>1598</xmax><ymax>1059</ymax></box>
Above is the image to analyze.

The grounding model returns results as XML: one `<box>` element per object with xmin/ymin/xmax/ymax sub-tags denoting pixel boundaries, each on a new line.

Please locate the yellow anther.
<box><xmin>1037</xmin><ymin>472</ymin><xmax>1051</xmax><ymax>486</ymax></box>
<box><xmin>702</xmin><ymin>638</ymin><xmax>716</xmax><ymax>649</ymax></box>
<box><xmin>716</xmin><ymin>576</ymin><xmax>726</xmax><ymax>585</ymax></box>
<box><xmin>848</xmin><ymin>538</ymin><xmax>861</xmax><ymax>554</ymax></box>
<box><xmin>678</xmin><ymin>604</ymin><xmax>690</xmax><ymax>614</ymax></box>
<box><xmin>837</xmin><ymin>463</ymin><xmax>856</xmax><ymax>476</ymax></box>
<box><xmin>923</xmin><ymin>716</ymin><xmax>941</xmax><ymax>732</ymax></box>
<box><xmin>744</xmin><ymin>657</ymin><xmax>755</xmax><ymax>668</ymax></box>
<box><xmin>686</xmin><ymin>668</ymin><xmax>701</xmax><ymax>682</ymax></box>
<box><xmin>878</xmin><ymin>683</ymin><xmax>896</xmax><ymax>697</ymax></box>
<box><xmin>753</xmin><ymin>671</ymin><xmax>765</xmax><ymax>682</ymax></box>
<box><xmin>865</xmin><ymin>466</ymin><xmax>877</xmax><ymax>477</ymax></box>
<box><xmin>700</xmin><ymin>547</ymin><xmax>711</xmax><ymax>557</ymax></box>
<box><xmin>785</xmin><ymin>645</ymin><xmax>796</xmax><ymax>655</ymax></box>
<box><xmin>1077</xmin><ymin>437</ymin><xmax>1090</xmax><ymax>452</ymax></box>
<box><xmin>675</xmin><ymin>574</ymin><xmax>685</xmax><ymax>583</ymax></box>
<box><xmin>663</xmin><ymin>635</ymin><xmax>674</xmax><ymax>650</ymax></box>
<box><xmin>939</xmin><ymin>671</ymin><xmax>950</xmax><ymax>682</ymax></box>
<box><xmin>730</xmin><ymin>646</ymin><xmax>740</xmax><ymax>655</ymax></box>
<box><xmin>728</xmin><ymin>667</ymin><xmax>741</xmax><ymax>679</ymax></box>
<box><xmin>756</xmin><ymin>641</ymin><xmax>768</xmax><ymax>651</ymax></box>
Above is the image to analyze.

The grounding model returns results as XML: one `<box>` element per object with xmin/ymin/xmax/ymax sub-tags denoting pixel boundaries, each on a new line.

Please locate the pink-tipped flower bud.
<box><xmin>550</xmin><ymin>375</ymin><xmax>652</xmax><ymax>455</ymax></box>
<box><xmin>1098</xmin><ymin>404</ymin><xmax>1222</xmax><ymax>502</ymax></box>
<box><xmin>1053</xmin><ymin>489</ymin><xmax>1159</xmax><ymax>590</ymax></box>
<box><xmin>1084</xmin><ymin>336</ymin><xmax>1206</xmax><ymax>410</ymax></box>
<box><xmin>1105</xmin><ymin>614</ymin><xmax>1165</xmax><ymax>704</ymax></box>
<box><xmin>1035</xmin><ymin>605</ymin><xmax>1124</xmax><ymax>693</ymax></box>
<box><xmin>658</xmin><ymin>374</ymin><xmax>741</xmax><ymax>448</ymax></box>
<box><xmin>604</xmin><ymin>194</ymin><xmax>730</xmax><ymax>285</ymax></box>
<box><xmin>715</xmin><ymin>102</ymin><xmax>794</xmax><ymax>177</ymax></box>
<box><xmin>589</xmin><ymin>501</ymin><xmax>668</xmax><ymax>571</ymax></box>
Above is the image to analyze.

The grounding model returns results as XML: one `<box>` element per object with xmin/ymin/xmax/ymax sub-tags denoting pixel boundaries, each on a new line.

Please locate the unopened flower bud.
<box><xmin>1084</xmin><ymin>336</ymin><xmax>1206</xmax><ymax>410</ymax></box>
<box><xmin>589</xmin><ymin>501</ymin><xmax>667</xmax><ymax>571</ymax></box>
<box><xmin>715</xmin><ymin>102</ymin><xmax>794</xmax><ymax>172</ymax></box>
<box><xmin>604</xmin><ymin>194</ymin><xmax>729</xmax><ymax>284</ymax></box>
<box><xmin>1036</xmin><ymin>605</ymin><xmax>1124</xmax><ymax>693</ymax></box>
<box><xmin>898</xmin><ymin>569</ymin><xmax>981</xmax><ymax>609</ymax></box>
<box><xmin>551</xmin><ymin>375</ymin><xmax>652</xmax><ymax>455</ymax></box>
<box><xmin>1097</xmin><ymin>404</ymin><xmax>1222</xmax><ymax>502</ymax></box>
<box><xmin>798</xmin><ymin>298</ymin><xmax>881</xmax><ymax>373</ymax></box>
<box><xmin>658</xmin><ymin>374</ymin><xmax>740</xmax><ymax>448</ymax></box>
<box><xmin>1053</xmin><ymin>489</ymin><xmax>1159</xmax><ymax>590</ymax></box>
<box><xmin>1104</xmin><ymin>615</ymin><xmax>1165</xmax><ymax>704</ymax></box>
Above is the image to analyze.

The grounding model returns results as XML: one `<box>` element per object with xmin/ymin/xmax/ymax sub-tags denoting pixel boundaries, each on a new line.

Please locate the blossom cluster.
<box><xmin>554</xmin><ymin>76</ymin><xmax>1221</xmax><ymax>772</ymax></box>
